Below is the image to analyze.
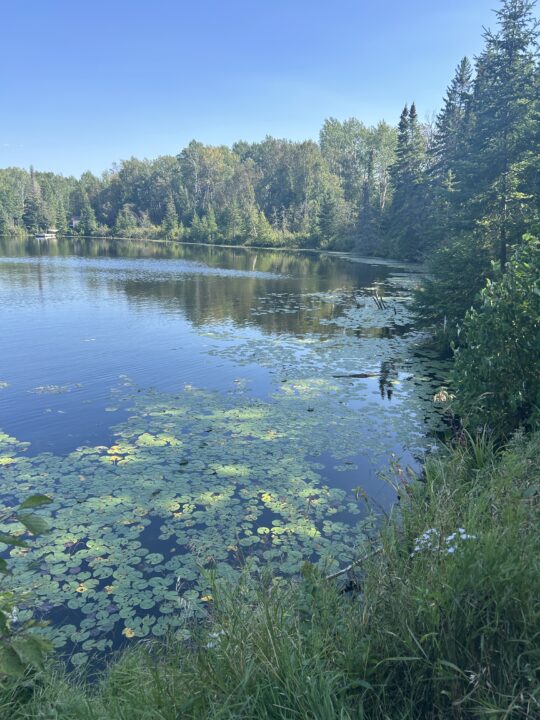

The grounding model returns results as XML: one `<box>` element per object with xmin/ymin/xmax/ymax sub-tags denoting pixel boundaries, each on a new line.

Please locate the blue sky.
<box><xmin>0</xmin><ymin>0</ymin><xmax>524</xmax><ymax>177</ymax></box>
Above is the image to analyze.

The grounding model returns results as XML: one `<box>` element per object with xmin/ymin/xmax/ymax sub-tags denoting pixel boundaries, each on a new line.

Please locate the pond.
<box><xmin>0</xmin><ymin>236</ymin><xmax>448</xmax><ymax>666</ymax></box>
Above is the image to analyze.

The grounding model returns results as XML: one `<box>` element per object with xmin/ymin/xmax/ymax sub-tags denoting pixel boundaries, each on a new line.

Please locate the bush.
<box><xmin>414</xmin><ymin>232</ymin><xmax>493</xmax><ymax>350</ymax></box>
<box><xmin>452</xmin><ymin>235</ymin><xmax>540</xmax><ymax>436</ymax></box>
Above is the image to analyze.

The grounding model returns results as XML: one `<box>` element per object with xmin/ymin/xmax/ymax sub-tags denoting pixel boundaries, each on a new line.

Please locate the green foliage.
<box><xmin>0</xmin><ymin>495</ymin><xmax>52</xmax><ymax>684</ymax></box>
<box><xmin>113</xmin><ymin>203</ymin><xmax>138</xmax><ymax>237</ymax></box>
<box><xmin>22</xmin><ymin>173</ymin><xmax>47</xmax><ymax>234</ymax></box>
<box><xmin>384</xmin><ymin>104</ymin><xmax>429</xmax><ymax>259</ymax></box>
<box><xmin>162</xmin><ymin>195</ymin><xmax>179</xmax><ymax>239</ymax></box>
<box><xmin>414</xmin><ymin>231</ymin><xmax>493</xmax><ymax>347</ymax></box>
<box><xmin>2</xmin><ymin>433</ymin><xmax>539</xmax><ymax>719</ymax></box>
<box><xmin>463</xmin><ymin>0</ymin><xmax>539</xmax><ymax>269</ymax></box>
<box><xmin>452</xmin><ymin>235</ymin><xmax>540</xmax><ymax>435</ymax></box>
<box><xmin>0</xmin><ymin>124</ymin><xmax>395</xmax><ymax>250</ymax></box>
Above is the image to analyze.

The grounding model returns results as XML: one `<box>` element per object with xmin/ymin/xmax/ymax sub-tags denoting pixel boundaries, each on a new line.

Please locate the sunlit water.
<box><xmin>0</xmin><ymin>236</ymin><xmax>447</xmax><ymax>665</ymax></box>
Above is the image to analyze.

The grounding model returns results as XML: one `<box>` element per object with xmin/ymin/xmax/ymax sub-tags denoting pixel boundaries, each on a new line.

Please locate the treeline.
<box><xmin>0</xmin><ymin>122</ymin><xmax>396</xmax><ymax>250</ymax></box>
<box><xmin>1</xmin><ymin>0</ymin><xmax>538</xmax><ymax>276</ymax></box>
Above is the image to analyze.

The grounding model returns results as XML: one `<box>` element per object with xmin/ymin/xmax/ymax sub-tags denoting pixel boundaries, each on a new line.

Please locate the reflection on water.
<box><xmin>0</xmin><ymin>236</ymin><xmax>448</xmax><ymax>665</ymax></box>
<box><xmin>0</xmin><ymin>235</ymin><xmax>398</xmax><ymax>334</ymax></box>
<box><xmin>0</xmin><ymin>236</ymin><xmax>419</xmax><ymax>453</ymax></box>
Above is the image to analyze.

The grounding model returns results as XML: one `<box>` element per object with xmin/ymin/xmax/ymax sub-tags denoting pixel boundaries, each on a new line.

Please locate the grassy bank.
<box><xmin>2</xmin><ymin>431</ymin><xmax>539</xmax><ymax>719</ymax></box>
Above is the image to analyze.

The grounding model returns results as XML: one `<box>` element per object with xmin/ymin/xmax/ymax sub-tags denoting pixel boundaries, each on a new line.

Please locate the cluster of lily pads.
<box><xmin>0</xmin><ymin>378</ymin><xmax>380</xmax><ymax>666</ymax></box>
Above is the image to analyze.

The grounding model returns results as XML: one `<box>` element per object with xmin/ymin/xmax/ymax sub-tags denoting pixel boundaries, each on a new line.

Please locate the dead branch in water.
<box><xmin>325</xmin><ymin>547</ymin><xmax>383</xmax><ymax>581</ymax></box>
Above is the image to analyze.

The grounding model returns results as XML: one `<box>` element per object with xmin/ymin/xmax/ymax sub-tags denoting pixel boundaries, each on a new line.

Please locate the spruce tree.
<box><xmin>318</xmin><ymin>192</ymin><xmax>339</xmax><ymax>245</ymax></box>
<box><xmin>205</xmin><ymin>207</ymin><xmax>218</xmax><ymax>243</ymax></box>
<box><xmin>113</xmin><ymin>204</ymin><xmax>136</xmax><ymax>237</ymax></box>
<box><xmin>55</xmin><ymin>199</ymin><xmax>68</xmax><ymax>235</ymax></box>
<box><xmin>22</xmin><ymin>172</ymin><xmax>46</xmax><ymax>233</ymax></box>
<box><xmin>431</xmin><ymin>58</ymin><xmax>473</xmax><ymax>176</ymax></box>
<box><xmin>385</xmin><ymin>103</ymin><xmax>428</xmax><ymax>259</ymax></box>
<box><xmin>464</xmin><ymin>0</ymin><xmax>539</xmax><ymax>269</ymax></box>
<box><xmin>0</xmin><ymin>207</ymin><xmax>10</xmax><ymax>236</ymax></box>
<box><xmin>428</xmin><ymin>58</ymin><xmax>474</xmax><ymax>245</ymax></box>
<box><xmin>222</xmin><ymin>201</ymin><xmax>244</xmax><ymax>243</ymax></box>
<box><xmin>79</xmin><ymin>191</ymin><xmax>98</xmax><ymax>236</ymax></box>
<box><xmin>163</xmin><ymin>195</ymin><xmax>179</xmax><ymax>238</ymax></box>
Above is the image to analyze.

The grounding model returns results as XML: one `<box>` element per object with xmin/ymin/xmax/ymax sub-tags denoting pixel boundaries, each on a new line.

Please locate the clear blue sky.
<box><xmin>0</xmin><ymin>0</ymin><xmax>527</xmax><ymax>177</ymax></box>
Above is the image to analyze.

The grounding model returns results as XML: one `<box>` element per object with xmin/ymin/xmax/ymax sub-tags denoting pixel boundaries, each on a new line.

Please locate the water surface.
<box><xmin>0</xmin><ymin>236</ymin><xmax>446</xmax><ymax>664</ymax></box>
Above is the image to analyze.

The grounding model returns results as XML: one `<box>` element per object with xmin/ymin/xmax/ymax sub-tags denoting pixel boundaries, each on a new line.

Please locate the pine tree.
<box><xmin>222</xmin><ymin>201</ymin><xmax>244</xmax><ymax>243</ymax></box>
<box><xmin>255</xmin><ymin>209</ymin><xmax>277</xmax><ymax>245</ymax></box>
<box><xmin>205</xmin><ymin>207</ymin><xmax>219</xmax><ymax>243</ymax></box>
<box><xmin>427</xmin><ymin>58</ymin><xmax>474</xmax><ymax>245</ymax></box>
<box><xmin>55</xmin><ymin>199</ymin><xmax>68</xmax><ymax>235</ymax></box>
<box><xmin>385</xmin><ymin>103</ymin><xmax>428</xmax><ymax>259</ymax></box>
<box><xmin>0</xmin><ymin>207</ymin><xmax>10</xmax><ymax>236</ymax></box>
<box><xmin>431</xmin><ymin>58</ymin><xmax>473</xmax><ymax>178</ymax></box>
<box><xmin>190</xmin><ymin>212</ymin><xmax>202</xmax><ymax>242</ymax></box>
<box><xmin>463</xmin><ymin>0</ymin><xmax>539</xmax><ymax>269</ymax></box>
<box><xmin>318</xmin><ymin>192</ymin><xmax>339</xmax><ymax>244</ymax></box>
<box><xmin>163</xmin><ymin>195</ymin><xmax>179</xmax><ymax>238</ymax></box>
<box><xmin>113</xmin><ymin>204</ymin><xmax>136</xmax><ymax>237</ymax></box>
<box><xmin>22</xmin><ymin>171</ymin><xmax>46</xmax><ymax>233</ymax></box>
<box><xmin>79</xmin><ymin>191</ymin><xmax>98</xmax><ymax>235</ymax></box>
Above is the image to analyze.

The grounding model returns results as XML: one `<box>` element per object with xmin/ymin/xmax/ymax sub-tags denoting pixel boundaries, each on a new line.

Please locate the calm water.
<box><xmin>0</xmin><ymin>236</ymin><xmax>445</xmax><ymax>664</ymax></box>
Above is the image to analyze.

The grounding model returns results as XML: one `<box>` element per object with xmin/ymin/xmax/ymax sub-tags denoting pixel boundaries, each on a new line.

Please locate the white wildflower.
<box><xmin>412</xmin><ymin>527</ymin><xmax>478</xmax><ymax>557</ymax></box>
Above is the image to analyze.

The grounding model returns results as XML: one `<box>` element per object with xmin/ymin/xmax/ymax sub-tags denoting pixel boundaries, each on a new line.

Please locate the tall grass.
<box><xmin>3</xmin><ymin>431</ymin><xmax>539</xmax><ymax>719</ymax></box>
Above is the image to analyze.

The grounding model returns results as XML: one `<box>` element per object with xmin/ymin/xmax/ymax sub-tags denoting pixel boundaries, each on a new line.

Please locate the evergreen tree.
<box><xmin>113</xmin><ymin>204</ymin><xmax>136</xmax><ymax>236</ymax></box>
<box><xmin>432</xmin><ymin>58</ymin><xmax>473</xmax><ymax>174</ymax></box>
<box><xmin>318</xmin><ymin>192</ymin><xmax>340</xmax><ymax>245</ymax></box>
<box><xmin>0</xmin><ymin>207</ymin><xmax>10</xmax><ymax>236</ymax></box>
<box><xmin>205</xmin><ymin>207</ymin><xmax>219</xmax><ymax>243</ymax></box>
<box><xmin>255</xmin><ymin>209</ymin><xmax>278</xmax><ymax>245</ymax></box>
<box><xmin>385</xmin><ymin>104</ymin><xmax>428</xmax><ymax>259</ymax></box>
<box><xmin>162</xmin><ymin>195</ymin><xmax>179</xmax><ymax>238</ymax></box>
<box><xmin>54</xmin><ymin>199</ymin><xmax>68</xmax><ymax>235</ymax></box>
<box><xmin>463</xmin><ymin>0</ymin><xmax>539</xmax><ymax>269</ymax></box>
<box><xmin>79</xmin><ymin>190</ymin><xmax>98</xmax><ymax>235</ymax></box>
<box><xmin>428</xmin><ymin>58</ymin><xmax>474</xmax><ymax>245</ymax></box>
<box><xmin>222</xmin><ymin>201</ymin><xmax>244</xmax><ymax>243</ymax></box>
<box><xmin>22</xmin><ymin>171</ymin><xmax>46</xmax><ymax>233</ymax></box>
<box><xmin>190</xmin><ymin>212</ymin><xmax>203</xmax><ymax>242</ymax></box>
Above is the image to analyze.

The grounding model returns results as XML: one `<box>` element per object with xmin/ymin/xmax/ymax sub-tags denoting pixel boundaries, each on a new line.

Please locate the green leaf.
<box><xmin>0</xmin><ymin>533</ymin><xmax>28</xmax><ymax>548</ymax></box>
<box><xmin>0</xmin><ymin>645</ymin><xmax>26</xmax><ymax>677</ymax></box>
<box><xmin>71</xmin><ymin>652</ymin><xmax>88</xmax><ymax>667</ymax></box>
<box><xmin>18</xmin><ymin>495</ymin><xmax>53</xmax><ymax>510</ymax></box>
<box><xmin>11</xmin><ymin>635</ymin><xmax>51</xmax><ymax>669</ymax></box>
<box><xmin>0</xmin><ymin>558</ymin><xmax>10</xmax><ymax>575</ymax></box>
<box><xmin>16</xmin><ymin>513</ymin><xmax>50</xmax><ymax>535</ymax></box>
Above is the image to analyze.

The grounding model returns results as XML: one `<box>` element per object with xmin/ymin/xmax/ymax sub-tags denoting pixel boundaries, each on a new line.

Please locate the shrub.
<box><xmin>452</xmin><ymin>235</ymin><xmax>540</xmax><ymax>436</ymax></box>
